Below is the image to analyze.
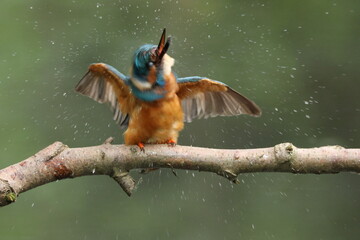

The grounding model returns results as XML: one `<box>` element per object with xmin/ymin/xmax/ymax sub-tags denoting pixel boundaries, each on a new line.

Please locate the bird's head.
<box><xmin>130</xmin><ymin>29</ymin><xmax>174</xmax><ymax>94</ymax></box>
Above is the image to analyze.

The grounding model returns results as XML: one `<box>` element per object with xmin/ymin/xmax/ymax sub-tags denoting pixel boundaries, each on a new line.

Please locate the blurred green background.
<box><xmin>1</xmin><ymin>0</ymin><xmax>359</xmax><ymax>239</ymax></box>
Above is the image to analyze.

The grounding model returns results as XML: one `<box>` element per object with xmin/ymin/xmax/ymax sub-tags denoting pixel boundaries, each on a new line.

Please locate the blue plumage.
<box><xmin>177</xmin><ymin>76</ymin><xmax>227</xmax><ymax>86</ymax></box>
<box><xmin>128</xmin><ymin>80</ymin><xmax>166</xmax><ymax>102</ymax></box>
<box><xmin>132</xmin><ymin>44</ymin><xmax>156</xmax><ymax>79</ymax></box>
<box><xmin>104</xmin><ymin>63</ymin><xmax>130</xmax><ymax>83</ymax></box>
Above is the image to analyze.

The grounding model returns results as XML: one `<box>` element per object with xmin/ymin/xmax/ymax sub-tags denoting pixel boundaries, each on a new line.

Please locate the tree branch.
<box><xmin>0</xmin><ymin>141</ymin><xmax>359</xmax><ymax>207</ymax></box>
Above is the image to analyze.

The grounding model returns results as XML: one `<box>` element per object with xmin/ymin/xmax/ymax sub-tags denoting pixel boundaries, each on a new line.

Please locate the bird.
<box><xmin>75</xmin><ymin>29</ymin><xmax>261</xmax><ymax>151</ymax></box>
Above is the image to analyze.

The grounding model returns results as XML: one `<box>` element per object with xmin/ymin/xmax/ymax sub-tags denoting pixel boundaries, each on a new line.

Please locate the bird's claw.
<box><xmin>166</xmin><ymin>139</ymin><xmax>176</xmax><ymax>147</ymax></box>
<box><xmin>137</xmin><ymin>142</ymin><xmax>145</xmax><ymax>152</ymax></box>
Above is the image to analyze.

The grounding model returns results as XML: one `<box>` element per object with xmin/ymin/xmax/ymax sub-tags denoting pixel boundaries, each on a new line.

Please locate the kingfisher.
<box><xmin>75</xmin><ymin>29</ymin><xmax>261</xmax><ymax>150</ymax></box>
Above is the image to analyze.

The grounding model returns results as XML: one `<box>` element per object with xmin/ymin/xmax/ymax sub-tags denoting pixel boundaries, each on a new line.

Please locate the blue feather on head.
<box><xmin>132</xmin><ymin>44</ymin><xmax>156</xmax><ymax>78</ymax></box>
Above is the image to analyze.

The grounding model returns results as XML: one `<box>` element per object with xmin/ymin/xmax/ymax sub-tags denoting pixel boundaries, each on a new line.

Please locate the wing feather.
<box><xmin>75</xmin><ymin>63</ymin><xmax>131</xmax><ymax>127</ymax></box>
<box><xmin>177</xmin><ymin>77</ymin><xmax>261</xmax><ymax>123</ymax></box>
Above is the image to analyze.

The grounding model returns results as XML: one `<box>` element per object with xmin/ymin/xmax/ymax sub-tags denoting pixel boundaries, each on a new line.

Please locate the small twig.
<box><xmin>166</xmin><ymin>163</ymin><xmax>178</xmax><ymax>177</ymax></box>
<box><xmin>103</xmin><ymin>137</ymin><xmax>114</xmax><ymax>144</ymax></box>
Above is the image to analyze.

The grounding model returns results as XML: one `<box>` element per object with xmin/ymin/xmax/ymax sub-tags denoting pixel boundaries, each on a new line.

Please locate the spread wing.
<box><xmin>177</xmin><ymin>77</ymin><xmax>261</xmax><ymax>123</ymax></box>
<box><xmin>75</xmin><ymin>63</ymin><xmax>132</xmax><ymax>127</ymax></box>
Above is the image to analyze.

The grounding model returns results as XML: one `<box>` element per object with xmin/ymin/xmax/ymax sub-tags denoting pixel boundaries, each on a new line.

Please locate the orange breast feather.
<box><xmin>124</xmin><ymin>96</ymin><xmax>184</xmax><ymax>145</ymax></box>
<box><xmin>124</xmin><ymin>74</ymin><xmax>184</xmax><ymax>145</ymax></box>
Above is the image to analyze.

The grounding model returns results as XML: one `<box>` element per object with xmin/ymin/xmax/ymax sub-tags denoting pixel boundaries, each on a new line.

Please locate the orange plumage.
<box><xmin>124</xmin><ymin>73</ymin><xmax>183</xmax><ymax>145</ymax></box>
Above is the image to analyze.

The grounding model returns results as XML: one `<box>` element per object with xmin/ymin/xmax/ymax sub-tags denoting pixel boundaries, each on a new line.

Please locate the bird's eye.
<box><xmin>147</xmin><ymin>61</ymin><xmax>154</xmax><ymax>68</ymax></box>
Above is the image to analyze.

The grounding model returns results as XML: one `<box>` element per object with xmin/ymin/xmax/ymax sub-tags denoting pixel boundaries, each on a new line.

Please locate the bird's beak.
<box><xmin>155</xmin><ymin>28</ymin><xmax>171</xmax><ymax>65</ymax></box>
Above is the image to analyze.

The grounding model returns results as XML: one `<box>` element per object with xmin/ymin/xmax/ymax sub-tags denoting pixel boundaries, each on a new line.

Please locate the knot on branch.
<box><xmin>44</xmin><ymin>160</ymin><xmax>73</xmax><ymax>179</ymax></box>
<box><xmin>36</xmin><ymin>141</ymin><xmax>68</xmax><ymax>162</ymax></box>
<box><xmin>274</xmin><ymin>143</ymin><xmax>298</xmax><ymax>172</ymax></box>
<box><xmin>112</xmin><ymin>168</ymin><xmax>136</xmax><ymax>196</ymax></box>
<box><xmin>222</xmin><ymin>170</ymin><xmax>240</xmax><ymax>184</ymax></box>
<box><xmin>0</xmin><ymin>178</ymin><xmax>17</xmax><ymax>207</ymax></box>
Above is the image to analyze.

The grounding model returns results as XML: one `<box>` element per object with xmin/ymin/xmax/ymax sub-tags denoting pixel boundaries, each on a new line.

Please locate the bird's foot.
<box><xmin>137</xmin><ymin>142</ymin><xmax>145</xmax><ymax>152</ymax></box>
<box><xmin>166</xmin><ymin>139</ymin><xmax>176</xmax><ymax>147</ymax></box>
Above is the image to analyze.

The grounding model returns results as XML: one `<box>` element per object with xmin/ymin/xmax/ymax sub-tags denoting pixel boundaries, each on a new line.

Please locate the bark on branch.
<box><xmin>0</xmin><ymin>141</ymin><xmax>359</xmax><ymax>207</ymax></box>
